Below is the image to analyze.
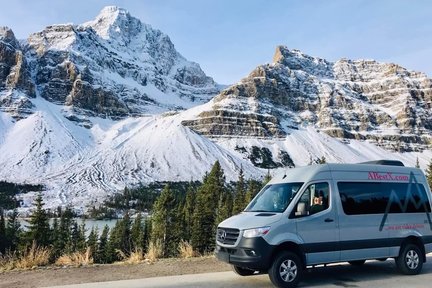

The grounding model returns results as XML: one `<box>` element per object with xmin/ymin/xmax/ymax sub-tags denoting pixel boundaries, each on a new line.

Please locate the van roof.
<box><xmin>269</xmin><ymin>162</ymin><xmax>423</xmax><ymax>185</ymax></box>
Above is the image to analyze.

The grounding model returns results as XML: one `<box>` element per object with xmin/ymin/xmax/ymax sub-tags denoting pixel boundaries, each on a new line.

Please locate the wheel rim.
<box><xmin>405</xmin><ymin>250</ymin><xmax>420</xmax><ymax>270</ymax></box>
<box><xmin>279</xmin><ymin>259</ymin><xmax>298</xmax><ymax>282</ymax></box>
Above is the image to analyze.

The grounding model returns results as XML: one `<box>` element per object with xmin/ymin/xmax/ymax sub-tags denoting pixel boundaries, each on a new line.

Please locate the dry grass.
<box><xmin>116</xmin><ymin>249</ymin><xmax>146</xmax><ymax>265</ymax></box>
<box><xmin>178</xmin><ymin>240</ymin><xmax>198</xmax><ymax>258</ymax></box>
<box><xmin>145</xmin><ymin>240</ymin><xmax>163</xmax><ymax>262</ymax></box>
<box><xmin>0</xmin><ymin>242</ymin><xmax>51</xmax><ymax>271</ymax></box>
<box><xmin>55</xmin><ymin>247</ymin><xmax>93</xmax><ymax>267</ymax></box>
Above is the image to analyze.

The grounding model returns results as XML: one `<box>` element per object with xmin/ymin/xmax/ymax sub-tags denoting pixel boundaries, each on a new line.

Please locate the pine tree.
<box><xmin>143</xmin><ymin>218</ymin><xmax>152</xmax><ymax>252</ymax></box>
<box><xmin>5</xmin><ymin>209</ymin><xmax>21</xmax><ymax>252</ymax></box>
<box><xmin>69</xmin><ymin>221</ymin><xmax>80</xmax><ymax>252</ymax></box>
<box><xmin>107</xmin><ymin>222</ymin><xmax>120</xmax><ymax>262</ymax></box>
<box><xmin>216</xmin><ymin>190</ymin><xmax>233</xmax><ymax>224</ymax></box>
<box><xmin>54</xmin><ymin>208</ymin><xmax>73</xmax><ymax>256</ymax></box>
<box><xmin>109</xmin><ymin>215</ymin><xmax>131</xmax><ymax>260</ymax></box>
<box><xmin>130</xmin><ymin>213</ymin><xmax>144</xmax><ymax>251</ymax></box>
<box><xmin>26</xmin><ymin>193</ymin><xmax>51</xmax><ymax>247</ymax></box>
<box><xmin>415</xmin><ymin>157</ymin><xmax>420</xmax><ymax>168</ymax></box>
<box><xmin>232</xmin><ymin>167</ymin><xmax>246</xmax><ymax>215</ymax></box>
<box><xmin>0</xmin><ymin>212</ymin><xmax>6</xmax><ymax>254</ymax></box>
<box><xmin>426</xmin><ymin>158</ymin><xmax>432</xmax><ymax>189</ymax></box>
<box><xmin>77</xmin><ymin>220</ymin><xmax>87</xmax><ymax>252</ymax></box>
<box><xmin>87</xmin><ymin>227</ymin><xmax>99</xmax><ymax>258</ymax></box>
<box><xmin>151</xmin><ymin>185</ymin><xmax>177</xmax><ymax>257</ymax></box>
<box><xmin>182</xmin><ymin>184</ymin><xmax>195</xmax><ymax>242</ymax></box>
<box><xmin>245</xmin><ymin>179</ymin><xmax>260</xmax><ymax>206</ymax></box>
<box><xmin>50</xmin><ymin>217</ymin><xmax>61</xmax><ymax>258</ymax></box>
<box><xmin>96</xmin><ymin>225</ymin><xmax>110</xmax><ymax>263</ymax></box>
<box><xmin>192</xmin><ymin>161</ymin><xmax>225</xmax><ymax>254</ymax></box>
<box><xmin>171</xmin><ymin>201</ymin><xmax>186</xmax><ymax>255</ymax></box>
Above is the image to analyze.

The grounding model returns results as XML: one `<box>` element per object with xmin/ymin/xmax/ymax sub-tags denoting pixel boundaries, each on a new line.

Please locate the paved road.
<box><xmin>44</xmin><ymin>256</ymin><xmax>432</xmax><ymax>288</ymax></box>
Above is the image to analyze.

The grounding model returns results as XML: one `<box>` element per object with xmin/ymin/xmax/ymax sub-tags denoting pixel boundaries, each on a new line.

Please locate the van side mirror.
<box><xmin>295</xmin><ymin>202</ymin><xmax>306</xmax><ymax>216</ymax></box>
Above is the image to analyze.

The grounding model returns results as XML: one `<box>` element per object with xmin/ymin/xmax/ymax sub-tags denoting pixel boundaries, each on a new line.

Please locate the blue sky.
<box><xmin>1</xmin><ymin>0</ymin><xmax>431</xmax><ymax>84</ymax></box>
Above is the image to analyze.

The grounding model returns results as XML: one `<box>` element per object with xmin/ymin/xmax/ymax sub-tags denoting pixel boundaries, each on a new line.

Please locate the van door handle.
<box><xmin>324</xmin><ymin>218</ymin><xmax>334</xmax><ymax>223</ymax></box>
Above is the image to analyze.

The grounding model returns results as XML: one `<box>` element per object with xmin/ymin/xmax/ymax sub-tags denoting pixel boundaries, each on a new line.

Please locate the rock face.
<box><xmin>0</xmin><ymin>27</ymin><xmax>35</xmax><ymax>118</ymax></box>
<box><xmin>1</xmin><ymin>7</ymin><xmax>219</xmax><ymax>119</ymax></box>
<box><xmin>183</xmin><ymin>46</ymin><xmax>432</xmax><ymax>153</ymax></box>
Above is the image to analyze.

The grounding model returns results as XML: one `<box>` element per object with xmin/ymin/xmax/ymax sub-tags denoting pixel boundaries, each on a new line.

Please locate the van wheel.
<box><xmin>396</xmin><ymin>243</ymin><xmax>423</xmax><ymax>275</ymax></box>
<box><xmin>269</xmin><ymin>251</ymin><xmax>303</xmax><ymax>288</ymax></box>
<box><xmin>348</xmin><ymin>260</ymin><xmax>366</xmax><ymax>266</ymax></box>
<box><xmin>232</xmin><ymin>265</ymin><xmax>256</xmax><ymax>276</ymax></box>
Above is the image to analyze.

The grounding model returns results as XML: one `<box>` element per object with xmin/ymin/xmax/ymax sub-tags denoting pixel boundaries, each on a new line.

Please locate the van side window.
<box><xmin>293</xmin><ymin>182</ymin><xmax>330</xmax><ymax>217</ymax></box>
<box><xmin>338</xmin><ymin>182</ymin><xmax>432</xmax><ymax>215</ymax></box>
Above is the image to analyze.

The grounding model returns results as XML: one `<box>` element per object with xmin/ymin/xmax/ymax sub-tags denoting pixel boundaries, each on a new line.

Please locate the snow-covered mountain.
<box><xmin>1</xmin><ymin>6</ymin><xmax>220</xmax><ymax>120</ymax></box>
<box><xmin>1</xmin><ymin>7</ymin><xmax>432</xmax><ymax>212</ymax></box>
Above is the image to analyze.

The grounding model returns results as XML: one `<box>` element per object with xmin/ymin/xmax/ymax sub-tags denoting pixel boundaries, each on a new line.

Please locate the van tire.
<box><xmin>232</xmin><ymin>265</ymin><xmax>256</xmax><ymax>276</ymax></box>
<box><xmin>348</xmin><ymin>260</ymin><xmax>366</xmax><ymax>266</ymax></box>
<box><xmin>396</xmin><ymin>243</ymin><xmax>423</xmax><ymax>275</ymax></box>
<box><xmin>269</xmin><ymin>251</ymin><xmax>303</xmax><ymax>288</ymax></box>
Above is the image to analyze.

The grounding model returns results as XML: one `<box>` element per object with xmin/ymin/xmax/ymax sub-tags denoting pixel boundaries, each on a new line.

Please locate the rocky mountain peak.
<box><xmin>272</xmin><ymin>45</ymin><xmax>333</xmax><ymax>77</ymax></box>
<box><xmin>84</xmin><ymin>6</ymin><xmax>142</xmax><ymax>41</ymax></box>
<box><xmin>0</xmin><ymin>26</ymin><xmax>19</xmax><ymax>49</ymax></box>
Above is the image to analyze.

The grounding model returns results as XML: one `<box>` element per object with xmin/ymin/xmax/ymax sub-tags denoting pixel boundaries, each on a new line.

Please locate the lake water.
<box><xmin>17</xmin><ymin>218</ymin><xmax>119</xmax><ymax>235</ymax></box>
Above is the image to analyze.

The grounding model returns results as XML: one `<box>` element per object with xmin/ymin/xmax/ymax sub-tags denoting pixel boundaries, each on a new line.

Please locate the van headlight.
<box><xmin>243</xmin><ymin>226</ymin><xmax>270</xmax><ymax>238</ymax></box>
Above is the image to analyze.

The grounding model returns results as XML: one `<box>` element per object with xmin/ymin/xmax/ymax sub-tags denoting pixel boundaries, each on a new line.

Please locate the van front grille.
<box><xmin>217</xmin><ymin>227</ymin><xmax>240</xmax><ymax>245</ymax></box>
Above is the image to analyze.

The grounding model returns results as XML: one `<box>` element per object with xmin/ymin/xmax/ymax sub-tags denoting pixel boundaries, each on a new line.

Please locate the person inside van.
<box><xmin>310</xmin><ymin>191</ymin><xmax>324</xmax><ymax>214</ymax></box>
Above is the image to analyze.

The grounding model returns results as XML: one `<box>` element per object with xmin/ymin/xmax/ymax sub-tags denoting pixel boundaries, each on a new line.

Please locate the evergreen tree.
<box><xmin>107</xmin><ymin>222</ymin><xmax>120</xmax><ymax>262</ymax></box>
<box><xmin>0</xmin><ymin>212</ymin><xmax>6</xmax><ymax>254</ymax></box>
<box><xmin>415</xmin><ymin>157</ymin><xmax>420</xmax><ymax>168</ymax></box>
<box><xmin>172</xmin><ymin>200</ymin><xmax>186</xmax><ymax>254</ymax></box>
<box><xmin>143</xmin><ymin>218</ymin><xmax>152</xmax><ymax>252</ymax></box>
<box><xmin>151</xmin><ymin>185</ymin><xmax>177</xmax><ymax>257</ymax></box>
<box><xmin>109</xmin><ymin>213</ymin><xmax>132</xmax><ymax>260</ymax></box>
<box><xmin>87</xmin><ymin>227</ymin><xmax>99</xmax><ymax>257</ymax></box>
<box><xmin>130</xmin><ymin>213</ymin><xmax>144</xmax><ymax>251</ymax></box>
<box><xmin>245</xmin><ymin>179</ymin><xmax>260</xmax><ymax>206</ymax></box>
<box><xmin>54</xmin><ymin>208</ymin><xmax>73</xmax><ymax>256</ymax></box>
<box><xmin>426</xmin><ymin>159</ymin><xmax>432</xmax><ymax>189</ymax></box>
<box><xmin>232</xmin><ymin>168</ymin><xmax>246</xmax><ymax>215</ymax></box>
<box><xmin>69</xmin><ymin>221</ymin><xmax>80</xmax><ymax>252</ymax></box>
<box><xmin>50</xmin><ymin>217</ymin><xmax>61</xmax><ymax>258</ymax></box>
<box><xmin>182</xmin><ymin>184</ymin><xmax>195</xmax><ymax>242</ymax></box>
<box><xmin>26</xmin><ymin>193</ymin><xmax>51</xmax><ymax>247</ymax></box>
<box><xmin>5</xmin><ymin>209</ymin><xmax>21</xmax><ymax>252</ymax></box>
<box><xmin>96</xmin><ymin>225</ymin><xmax>110</xmax><ymax>263</ymax></box>
<box><xmin>192</xmin><ymin>161</ymin><xmax>225</xmax><ymax>254</ymax></box>
<box><xmin>77</xmin><ymin>220</ymin><xmax>87</xmax><ymax>252</ymax></box>
<box><xmin>216</xmin><ymin>190</ymin><xmax>233</xmax><ymax>224</ymax></box>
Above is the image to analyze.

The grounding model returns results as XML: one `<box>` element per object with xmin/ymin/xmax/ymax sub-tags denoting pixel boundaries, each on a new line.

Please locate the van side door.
<box><xmin>290</xmin><ymin>181</ymin><xmax>340</xmax><ymax>265</ymax></box>
<box><xmin>337</xmin><ymin>182</ymin><xmax>390</xmax><ymax>261</ymax></box>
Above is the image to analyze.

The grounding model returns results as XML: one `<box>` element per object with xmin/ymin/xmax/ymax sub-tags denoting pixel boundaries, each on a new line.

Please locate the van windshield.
<box><xmin>245</xmin><ymin>182</ymin><xmax>304</xmax><ymax>213</ymax></box>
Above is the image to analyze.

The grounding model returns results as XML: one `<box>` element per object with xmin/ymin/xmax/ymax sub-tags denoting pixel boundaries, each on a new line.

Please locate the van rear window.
<box><xmin>338</xmin><ymin>182</ymin><xmax>431</xmax><ymax>215</ymax></box>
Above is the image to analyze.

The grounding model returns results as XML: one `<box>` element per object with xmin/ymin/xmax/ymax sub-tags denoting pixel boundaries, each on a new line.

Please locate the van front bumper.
<box><xmin>215</xmin><ymin>237</ymin><xmax>274</xmax><ymax>271</ymax></box>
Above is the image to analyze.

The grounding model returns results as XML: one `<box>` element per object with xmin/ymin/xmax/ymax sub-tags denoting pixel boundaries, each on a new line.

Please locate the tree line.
<box><xmin>0</xmin><ymin>161</ymin><xmax>268</xmax><ymax>263</ymax></box>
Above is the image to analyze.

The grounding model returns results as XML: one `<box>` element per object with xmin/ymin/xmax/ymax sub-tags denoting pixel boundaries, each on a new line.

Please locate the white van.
<box><xmin>215</xmin><ymin>161</ymin><xmax>432</xmax><ymax>288</ymax></box>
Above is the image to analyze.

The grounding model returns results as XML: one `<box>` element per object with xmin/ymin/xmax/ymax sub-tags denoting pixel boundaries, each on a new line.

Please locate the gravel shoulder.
<box><xmin>0</xmin><ymin>256</ymin><xmax>231</xmax><ymax>288</ymax></box>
